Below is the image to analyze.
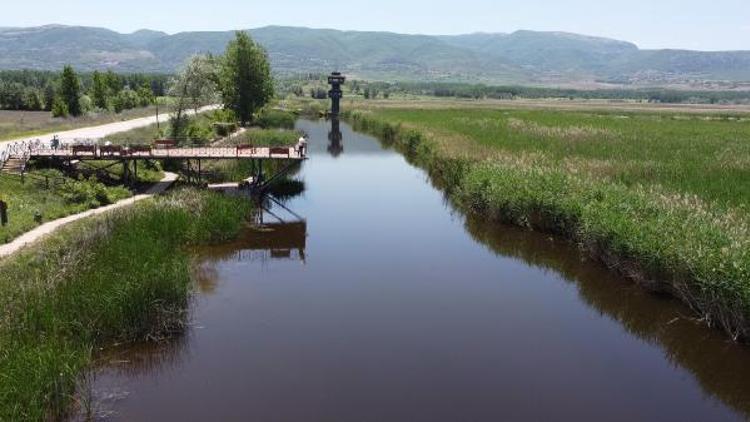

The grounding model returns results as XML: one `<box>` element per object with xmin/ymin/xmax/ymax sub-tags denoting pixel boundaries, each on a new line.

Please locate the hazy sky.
<box><xmin>2</xmin><ymin>0</ymin><xmax>748</xmax><ymax>51</ymax></box>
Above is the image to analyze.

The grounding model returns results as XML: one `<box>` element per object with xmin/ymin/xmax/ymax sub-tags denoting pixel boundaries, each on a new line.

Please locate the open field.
<box><xmin>348</xmin><ymin>105</ymin><xmax>750</xmax><ymax>340</ymax></box>
<box><xmin>0</xmin><ymin>107</ymin><xmax>162</xmax><ymax>142</ymax></box>
<box><xmin>0</xmin><ymin>189</ymin><xmax>251</xmax><ymax>420</ymax></box>
<box><xmin>345</xmin><ymin>96</ymin><xmax>750</xmax><ymax>115</ymax></box>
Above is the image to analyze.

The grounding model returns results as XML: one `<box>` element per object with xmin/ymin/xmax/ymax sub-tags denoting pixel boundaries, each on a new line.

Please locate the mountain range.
<box><xmin>1</xmin><ymin>24</ymin><xmax>749</xmax><ymax>87</ymax></box>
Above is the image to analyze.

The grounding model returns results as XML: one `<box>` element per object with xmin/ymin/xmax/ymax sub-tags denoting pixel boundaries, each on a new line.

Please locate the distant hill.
<box><xmin>0</xmin><ymin>24</ymin><xmax>748</xmax><ymax>87</ymax></box>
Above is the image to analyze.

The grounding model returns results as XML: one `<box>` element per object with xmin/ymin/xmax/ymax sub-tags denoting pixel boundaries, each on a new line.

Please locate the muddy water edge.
<box><xmin>81</xmin><ymin>119</ymin><xmax>750</xmax><ymax>421</ymax></box>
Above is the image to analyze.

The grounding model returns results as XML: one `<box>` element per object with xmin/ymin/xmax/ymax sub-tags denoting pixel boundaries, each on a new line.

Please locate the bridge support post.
<box><xmin>122</xmin><ymin>160</ymin><xmax>130</xmax><ymax>186</ymax></box>
<box><xmin>185</xmin><ymin>159</ymin><xmax>193</xmax><ymax>184</ymax></box>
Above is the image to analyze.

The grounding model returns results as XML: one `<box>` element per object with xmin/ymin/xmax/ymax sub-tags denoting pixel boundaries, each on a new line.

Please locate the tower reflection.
<box><xmin>328</xmin><ymin>117</ymin><xmax>343</xmax><ymax>157</ymax></box>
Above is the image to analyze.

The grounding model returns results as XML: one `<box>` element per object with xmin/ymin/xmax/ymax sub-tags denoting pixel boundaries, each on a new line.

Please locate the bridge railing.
<box><xmin>1</xmin><ymin>138</ymin><xmax>49</xmax><ymax>168</ymax></box>
<box><xmin>30</xmin><ymin>139</ymin><xmax>308</xmax><ymax>160</ymax></box>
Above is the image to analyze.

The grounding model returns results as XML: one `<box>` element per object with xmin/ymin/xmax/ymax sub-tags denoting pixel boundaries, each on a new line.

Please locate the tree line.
<box><xmin>359</xmin><ymin>81</ymin><xmax>750</xmax><ymax>104</ymax></box>
<box><xmin>0</xmin><ymin>69</ymin><xmax>169</xmax><ymax>116</ymax></box>
<box><xmin>277</xmin><ymin>74</ymin><xmax>750</xmax><ymax>105</ymax></box>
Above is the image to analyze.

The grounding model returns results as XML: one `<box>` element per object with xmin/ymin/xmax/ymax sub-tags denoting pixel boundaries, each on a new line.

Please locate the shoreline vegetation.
<box><xmin>347</xmin><ymin>108</ymin><xmax>750</xmax><ymax>342</ymax></box>
<box><xmin>0</xmin><ymin>31</ymin><xmax>285</xmax><ymax>419</ymax></box>
<box><xmin>0</xmin><ymin>188</ymin><xmax>251</xmax><ymax>420</ymax></box>
<box><xmin>0</xmin><ymin>162</ymin><xmax>165</xmax><ymax>245</ymax></box>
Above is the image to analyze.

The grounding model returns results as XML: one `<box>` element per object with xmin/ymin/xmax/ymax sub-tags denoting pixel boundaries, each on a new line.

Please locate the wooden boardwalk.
<box><xmin>29</xmin><ymin>145</ymin><xmax>305</xmax><ymax>161</ymax></box>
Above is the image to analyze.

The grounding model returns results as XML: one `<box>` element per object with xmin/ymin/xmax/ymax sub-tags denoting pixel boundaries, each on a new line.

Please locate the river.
<box><xmin>85</xmin><ymin>119</ymin><xmax>750</xmax><ymax>421</ymax></box>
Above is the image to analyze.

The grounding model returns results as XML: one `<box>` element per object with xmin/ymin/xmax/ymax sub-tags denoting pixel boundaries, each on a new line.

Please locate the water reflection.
<box><xmin>464</xmin><ymin>215</ymin><xmax>750</xmax><ymax>417</ymax></box>
<box><xmin>328</xmin><ymin>117</ymin><xmax>343</xmax><ymax>157</ymax></box>
<box><xmin>197</xmin><ymin>221</ymin><xmax>308</xmax><ymax>267</ymax></box>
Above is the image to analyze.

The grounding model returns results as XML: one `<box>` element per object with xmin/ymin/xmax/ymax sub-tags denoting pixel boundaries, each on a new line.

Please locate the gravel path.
<box><xmin>0</xmin><ymin>105</ymin><xmax>219</xmax><ymax>149</ymax></box>
<box><xmin>0</xmin><ymin>172</ymin><xmax>178</xmax><ymax>258</ymax></box>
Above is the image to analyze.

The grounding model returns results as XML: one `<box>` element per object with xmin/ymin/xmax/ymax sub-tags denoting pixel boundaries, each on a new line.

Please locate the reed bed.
<box><xmin>0</xmin><ymin>188</ymin><xmax>250</xmax><ymax>420</ymax></box>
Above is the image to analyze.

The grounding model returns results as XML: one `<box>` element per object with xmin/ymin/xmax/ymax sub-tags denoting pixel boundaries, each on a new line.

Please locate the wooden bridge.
<box><xmin>28</xmin><ymin>143</ymin><xmax>305</xmax><ymax>161</ymax></box>
<box><xmin>1</xmin><ymin>138</ymin><xmax>307</xmax><ymax>190</ymax></box>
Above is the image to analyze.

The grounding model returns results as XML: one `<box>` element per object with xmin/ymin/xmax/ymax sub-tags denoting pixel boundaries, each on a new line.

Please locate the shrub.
<box><xmin>256</xmin><ymin>109</ymin><xmax>296</xmax><ymax>129</ymax></box>
<box><xmin>59</xmin><ymin>176</ymin><xmax>128</xmax><ymax>208</ymax></box>
<box><xmin>213</xmin><ymin>122</ymin><xmax>238</xmax><ymax>137</ymax></box>
<box><xmin>51</xmin><ymin>97</ymin><xmax>68</xmax><ymax>118</ymax></box>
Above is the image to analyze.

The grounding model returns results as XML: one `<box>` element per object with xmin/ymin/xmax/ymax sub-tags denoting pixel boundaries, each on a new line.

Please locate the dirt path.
<box><xmin>0</xmin><ymin>172</ymin><xmax>178</xmax><ymax>258</ymax></box>
<box><xmin>0</xmin><ymin>105</ymin><xmax>219</xmax><ymax>150</ymax></box>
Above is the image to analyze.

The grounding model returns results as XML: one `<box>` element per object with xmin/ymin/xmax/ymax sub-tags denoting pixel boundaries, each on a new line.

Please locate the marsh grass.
<box><xmin>232</xmin><ymin>128</ymin><xmax>300</xmax><ymax>147</ymax></box>
<box><xmin>0</xmin><ymin>188</ymin><xmax>250</xmax><ymax>420</ymax></box>
<box><xmin>349</xmin><ymin>108</ymin><xmax>750</xmax><ymax>341</ymax></box>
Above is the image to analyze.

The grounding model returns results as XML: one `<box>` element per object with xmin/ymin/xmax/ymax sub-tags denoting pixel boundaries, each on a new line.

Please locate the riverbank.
<box><xmin>347</xmin><ymin>108</ymin><xmax>750</xmax><ymax>341</ymax></box>
<box><xmin>0</xmin><ymin>172</ymin><xmax>177</xmax><ymax>258</ymax></box>
<box><xmin>0</xmin><ymin>188</ymin><xmax>251</xmax><ymax>420</ymax></box>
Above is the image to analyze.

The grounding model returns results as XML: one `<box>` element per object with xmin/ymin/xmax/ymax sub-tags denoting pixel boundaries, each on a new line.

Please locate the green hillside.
<box><xmin>0</xmin><ymin>24</ymin><xmax>748</xmax><ymax>85</ymax></box>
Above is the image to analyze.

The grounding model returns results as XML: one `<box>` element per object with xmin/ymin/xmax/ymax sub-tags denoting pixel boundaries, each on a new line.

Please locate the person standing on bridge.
<box><xmin>298</xmin><ymin>135</ymin><xmax>308</xmax><ymax>157</ymax></box>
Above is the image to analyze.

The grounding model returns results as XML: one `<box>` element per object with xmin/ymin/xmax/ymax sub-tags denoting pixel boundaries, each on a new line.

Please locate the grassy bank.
<box><xmin>0</xmin><ymin>169</ymin><xmax>132</xmax><ymax>244</ymax></box>
<box><xmin>348</xmin><ymin>108</ymin><xmax>750</xmax><ymax>341</ymax></box>
<box><xmin>0</xmin><ymin>188</ymin><xmax>251</xmax><ymax>420</ymax></box>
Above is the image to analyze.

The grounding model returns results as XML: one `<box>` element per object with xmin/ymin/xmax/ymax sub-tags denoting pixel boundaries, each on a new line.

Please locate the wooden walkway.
<box><xmin>29</xmin><ymin>145</ymin><xmax>305</xmax><ymax>161</ymax></box>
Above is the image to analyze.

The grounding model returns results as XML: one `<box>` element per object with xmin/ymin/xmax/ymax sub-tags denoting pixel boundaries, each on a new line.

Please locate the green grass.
<box><xmin>233</xmin><ymin>128</ymin><xmax>300</xmax><ymax>147</ymax></box>
<box><xmin>349</xmin><ymin>107</ymin><xmax>750</xmax><ymax>341</ymax></box>
<box><xmin>0</xmin><ymin>169</ymin><xmax>131</xmax><ymax>244</ymax></box>
<box><xmin>365</xmin><ymin>108</ymin><xmax>750</xmax><ymax>208</ymax></box>
<box><xmin>256</xmin><ymin>108</ymin><xmax>297</xmax><ymax>130</ymax></box>
<box><xmin>0</xmin><ymin>188</ymin><xmax>251</xmax><ymax>420</ymax></box>
<box><xmin>103</xmin><ymin>111</ymin><xmax>226</xmax><ymax>146</ymax></box>
<box><xmin>102</xmin><ymin>122</ymin><xmax>165</xmax><ymax>145</ymax></box>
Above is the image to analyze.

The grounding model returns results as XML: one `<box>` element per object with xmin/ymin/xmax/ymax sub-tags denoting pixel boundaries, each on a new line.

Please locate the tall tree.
<box><xmin>91</xmin><ymin>71</ymin><xmax>108</xmax><ymax>109</ymax></box>
<box><xmin>168</xmin><ymin>55</ymin><xmax>219</xmax><ymax>140</ymax></box>
<box><xmin>218</xmin><ymin>32</ymin><xmax>273</xmax><ymax>126</ymax></box>
<box><xmin>104</xmin><ymin>70</ymin><xmax>122</xmax><ymax>96</ymax></box>
<box><xmin>60</xmin><ymin>65</ymin><xmax>81</xmax><ymax>117</ymax></box>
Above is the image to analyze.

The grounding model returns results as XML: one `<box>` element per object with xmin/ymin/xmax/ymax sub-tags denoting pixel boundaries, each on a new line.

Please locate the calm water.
<box><xmin>87</xmin><ymin>119</ymin><xmax>750</xmax><ymax>421</ymax></box>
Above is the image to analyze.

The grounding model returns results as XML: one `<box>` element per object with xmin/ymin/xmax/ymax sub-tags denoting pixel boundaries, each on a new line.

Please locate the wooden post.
<box><xmin>122</xmin><ymin>160</ymin><xmax>130</xmax><ymax>185</ymax></box>
<box><xmin>0</xmin><ymin>200</ymin><xmax>7</xmax><ymax>227</ymax></box>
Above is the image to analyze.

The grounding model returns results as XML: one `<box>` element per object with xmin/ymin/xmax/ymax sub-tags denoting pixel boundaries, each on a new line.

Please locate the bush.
<box><xmin>59</xmin><ymin>176</ymin><xmax>128</xmax><ymax>208</ymax></box>
<box><xmin>256</xmin><ymin>109</ymin><xmax>296</xmax><ymax>129</ymax></box>
<box><xmin>213</xmin><ymin>122</ymin><xmax>238</xmax><ymax>137</ymax></box>
<box><xmin>51</xmin><ymin>97</ymin><xmax>68</xmax><ymax>118</ymax></box>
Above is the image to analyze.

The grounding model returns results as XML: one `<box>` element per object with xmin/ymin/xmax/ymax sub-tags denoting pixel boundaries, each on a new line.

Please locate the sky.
<box><xmin>2</xmin><ymin>0</ymin><xmax>749</xmax><ymax>51</ymax></box>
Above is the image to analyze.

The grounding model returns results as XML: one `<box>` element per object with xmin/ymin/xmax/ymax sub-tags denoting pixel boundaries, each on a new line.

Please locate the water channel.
<box><xmin>86</xmin><ymin>119</ymin><xmax>750</xmax><ymax>421</ymax></box>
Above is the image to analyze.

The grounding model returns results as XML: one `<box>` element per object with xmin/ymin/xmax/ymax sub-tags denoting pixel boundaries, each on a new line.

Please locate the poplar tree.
<box><xmin>91</xmin><ymin>71</ymin><xmax>108</xmax><ymax>109</ymax></box>
<box><xmin>60</xmin><ymin>65</ymin><xmax>81</xmax><ymax>116</ymax></box>
<box><xmin>218</xmin><ymin>32</ymin><xmax>273</xmax><ymax>126</ymax></box>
